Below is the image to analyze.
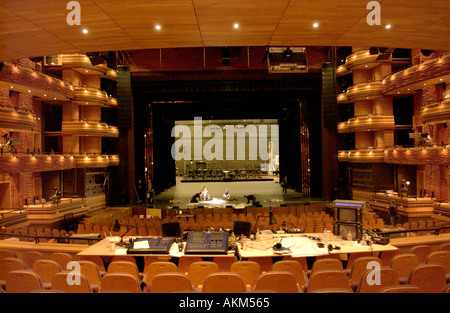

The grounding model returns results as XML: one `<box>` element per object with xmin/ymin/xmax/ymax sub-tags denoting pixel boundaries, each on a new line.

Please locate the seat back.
<box><xmin>0</xmin><ymin>249</ymin><xmax>17</xmax><ymax>259</ymax></box>
<box><xmin>212</xmin><ymin>256</ymin><xmax>238</xmax><ymax>272</ymax></box>
<box><xmin>378</xmin><ymin>284</ymin><xmax>422</xmax><ymax>293</ymax></box>
<box><xmin>100</xmin><ymin>273</ymin><xmax>142</xmax><ymax>293</ymax></box>
<box><xmin>390</xmin><ymin>254</ymin><xmax>420</xmax><ymax>279</ymax></box>
<box><xmin>439</xmin><ymin>242</ymin><xmax>450</xmax><ymax>252</ymax></box>
<box><xmin>307</xmin><ymin>270</ymin><xmax>351</xmax><ymax>293</ymax></box>
<box><xmin>272</xmin><ymin>260</ymin><xmax>307</xmax><ymax>290</ymax></box>
<box><xmin>0</xmin><ymin>257</ymin><xmax>25</xmax><ymax>281</ymax></box>
<box><xmin>150</xmin><ymin>272</ymin><xmax>193</xmax><ymax>293</ymax></box>
<box><xmin>79</xmin><ymin>260</ymin><xmax>102</xmax><ymax>286</ymax></box>
<box><xmin>49</xmin><ymin>252</ymin><xmax>73</xmax><ymax>270</ymax></box>
<box><xmin>407</xmin><ymin>264</ymin><xmax>447</xmax><ymax>293</ymax></box>
<box><xmin>255</xmin><ymin>271</ymin><xmax>299</xmax><ymax>293</ymax></box>
<box><xmin>51</xmin><ymin>272</ymin><xmax>93</xmax><ymax>293</ymax></box>
<box><xmin>188</xmin><ymin>261</ymin><xmax>219</xmax><ymax>289</ymax></box>
<box><xmin>177</xmin><ymin>256</ymin><xmax>203</xmax><ymax>274</ymax></box>
<box><xmin>21</xmin><ymin>251</ymin><xmax>43</xmax><ymax>269</ymax></box>
<box><xmin>143</xmin><ymin>261</ymin><xmax>178</xmax><ymax>286</ymax></box>
<box><xmin>356</xmin><ymin>268</ymin><xmax>399</xmax><ymax>293</ymax></box>
<box><xmin>32</xmin><ymin>259</ymin><xmax>61</xmax><ymax>284</ymax></box>
<box><xmin>107</xmin><ymin>261</ymin><xmax>140</xmax><ymax>279</ymax></box>
<box><xmin>230</xmin><ymin>261</ymin><xmax>261</xmax><ymax>289</ymax></box>
<box><xmin>6</xmin><ymin>270</ymin><xmax>43</xmax><ymax>293</ymax></box>
<box><xmin>426</xmin><ymin>251</ymin><xmax>450</xmax><ymax>274</ymax></box>
<box><xmin>348</xmin><ymin>256</ymin><xmax>382</xmax><ymax>283</ymax></box>
<box><xmin>202</xmin><ymin>272</ymin><xmax>246</xmax><ymax>293</ymax></box>
<box><xmin>409</xmin><ymin>245</ymin><xmax>432</xmax><ymax>263</ymax></box>
<box><xmin>311</xmin><ymin>258</ymin><xmax>343</xmax><ymax>274</ymax></box>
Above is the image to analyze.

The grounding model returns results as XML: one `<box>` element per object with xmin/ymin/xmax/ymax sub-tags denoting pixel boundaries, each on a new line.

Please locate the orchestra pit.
<box><xmin>0</xmin><ymin>0</ymin><xmax>449</xmax><ymax>299</ymax></box>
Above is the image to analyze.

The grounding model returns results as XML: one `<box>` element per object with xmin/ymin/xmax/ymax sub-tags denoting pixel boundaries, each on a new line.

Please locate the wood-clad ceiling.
<box><xmin>0</xmin><ymin>0</ymin><xmax>449</xmax><ymax>61</ymax></box>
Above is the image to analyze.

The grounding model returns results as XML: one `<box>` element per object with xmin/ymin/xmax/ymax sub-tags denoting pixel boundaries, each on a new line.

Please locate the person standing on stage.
<box><xmin>281</xmin><ymin>175</ymin><xmax>288</xmax><ymax>193</ymax></box>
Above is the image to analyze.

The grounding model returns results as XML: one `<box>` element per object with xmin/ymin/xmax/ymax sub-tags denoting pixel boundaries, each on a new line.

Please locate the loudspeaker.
<box><xmin>322</xmin><ymin>62</ymin><xmax>338</xmax><ymax>128</ymax></box>
<box><xmin>233</xmin><ymin>221</ymin><xmax>252</xmax><ymax>238</ymax></box>
<box><xmin>162</xmin><ymin>222</ymin><xmax>181</xmax><ymax>237</ymax></box>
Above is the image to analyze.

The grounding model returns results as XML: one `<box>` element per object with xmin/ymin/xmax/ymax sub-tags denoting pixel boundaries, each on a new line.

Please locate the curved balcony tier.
<box><xmin>420</xmin><ymin>98</ymin><xmax>450</xmax><ymax>124</ymax></box>
<box><xmin>0</xmin><ymin>62</ymin><xmax>73</xmax><ymax>101</ymax></box>
<box><xmin>382</xmin><ymin>53</ymin><xmax>450</xmax><ymax>95</ymax></box>
<box><xmin>337</xmin><ymin>115</ymin><xmax>395</xmax><ymax>133</ymax></box>
<box><xmin>106</xmin><ymin>97</ymin><xmax>118</xmax><ymax>108</ymax></box>
<box><xmin>72</xmin><ymin>87</ymin><xmax>108</xmax><ymax>106</ymax></box>
<box><xmin>62</xmin><ymin>54</ymin><xmax>108</xmax><ymax>75</ymax></box>
<box><xmin>345</xmin><ymin>49</ymin><xmax>388</xmax><ymax>70</ymax></box>
<box><xmin>336</xmin><ymin>64</ymin><xmax>351</xmax><ymax>77</ymax></box>
<box><xmin>384</xmin><ymin>146</ymin><xmax>450</xmax><ymax>165</ymax></box>
<box><xmin>62</xmin><ymin>121</ymin><xmax>119</xmax><ymax>138</ymax></box>
<box><xmin>103</xmin><ymin>68</ymin><xmax>118</xmax><ymax>81</ymax></box>
<box><xmin>0</xmin><ymin>106</ymin><xmax>36</xmax><ymax>131</ymax></box>
<box><xmin>0</xmin><ymin>153</ymin><xmax>76</xmax><ymax>174</ymax></box>
<box><xmin>74</xmin><ymin>154</ymin><xmax>119</xmax><ymax>168</ymax></box>
<box><xmin>338</xmin><ymin>149</ymin><xmax>385</xmax><ymax>163</ymax></box>
<box><xmin>337</xmin><ymin>93</ymin><xmax>352</xmax><ymax>104</ymax></box>
<box><xmin>347</xmin><ymin>81</ymin><xmax>383</xmax><ymax>101</ymax></box>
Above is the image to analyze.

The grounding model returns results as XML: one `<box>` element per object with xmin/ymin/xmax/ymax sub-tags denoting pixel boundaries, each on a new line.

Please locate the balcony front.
<box><xmin>62</xmin><ymin>121</ymin><xmax>119</xmax><ymax>138</ymax></box>
<box><xmin>347</xmin><ymin>81</ymin><xmax>383</xmax><ymax>101</ymax></box>
<box><xmin>382</xmin><ymin>52</ymin><xmax>450</xmax><ymax>95</ymax></box>
<box><xmin>384</xmin><ymin>146</ymin><xmax>450</xmax><ymax>165</ymax></box>
<box><xmin>420</xmin><ymin>98</ymin><xmax>450</xmax><ymax>124</ymax></box>
<box><xmin>337</xmin><ymin>114</ymin><xmax>395</xmax><ymax>133</ymax></box>
<box><xmin>74</xmin><ymin>154</ymin><xmax>120</xmax><ymax>168</ymax></box>
<box><xmin>336</xmin><ymin>64</ymin><xmax>351</xmax><ymax>77</ymax></box>
<box><xmin>0</xmin><ymin>61</ymin><xmax>73</xmax><ymax>101</ymax></box>
<box><xmin>337</xmin><ymin>92</ymin><xmax>351</xmax><ymax>104</ymax></box>
<box><xmin>0</xmin><ymin>153</ymin><xmax>76</xmax><ymax>174</ymax></box>
<box><xmin>62</xmin><ymin>54</ymin><xmax>108</xmax><ymax>75</ymax></box>
<box><xmin>0</xmin><ymin>106</ymin><xmax>37</xmax><ymax>131</ymax></box>
<box><xmin>72</xmin><ymin>87</ymin><xmax>108</xmax><ymax>106</ymax></box>
<box><xmin>338</xmin><ymin>148</ymin><xmax>385</xmax><ymax>163</ymax></box>
<box><xmin>345</xmin><ymin>49</ymin><xmax>387</xmax><ymax>70</ymax></box>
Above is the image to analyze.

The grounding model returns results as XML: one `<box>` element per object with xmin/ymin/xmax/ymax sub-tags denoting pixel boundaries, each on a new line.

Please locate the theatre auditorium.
<box><xmin>0</xmin><ymin>1</ymin><xmax>449</xmax><ymax>295</ymax></box>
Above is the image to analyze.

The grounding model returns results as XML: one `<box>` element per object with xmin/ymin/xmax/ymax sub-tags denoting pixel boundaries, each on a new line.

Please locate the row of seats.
<box><xmin>0</xmin><ymin>227</ymin><xmax>72</xmax><ymax>242</ymax></box>
<box><xmin>1</xmin><ymin>242</ymin><xmax>449</xmax><ymax>293</ymax></box>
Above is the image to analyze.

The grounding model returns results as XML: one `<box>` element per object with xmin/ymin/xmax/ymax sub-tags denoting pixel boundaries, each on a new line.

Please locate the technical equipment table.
<box><xmin>236</xmin><ymin>233</ymin><xmax>399</xmax><ymax>258</ymax></box>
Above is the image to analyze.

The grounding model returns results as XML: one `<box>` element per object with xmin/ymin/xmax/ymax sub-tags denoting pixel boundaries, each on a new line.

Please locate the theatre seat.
<box><xmin>255</xmin><ymin>271</ymin><xmax>301</xmax><ymax>293</ymax></box>
<box><xmin>49</xmin><ymin>252</ymin><xmax>73</xmax><ymax>270</ymax></box>
<box><xmin>425</xmin><ymin>251</ymin><xmax>450</xmax><ymax>283</ymax></box>
<box><xmin>230</xmin><ymin>261</ymin><xmax>261</xmax><ymax>290</ymax></box>
<box><xmin>187</xmin><ymin>261</ymin><xmax>219</xmax><ymax>290</ymax></box>
<box><xmin>100</xmin><ymin>273</ymin><xmax>142</xmax><ymax>293</ymax></box>
<box><xmin>348</xmin><ymin>256</ymin><xmax>382</xmax><ymax>291</ymax></box>
<box><xmin>201</xmin><ymin>272</ymin><xmax>246</xmax><ymax>293</ymax></box>
<box><xmin>79</xmin><ymin>260</ymin><xmax>102</xmax><ymax>292</ymax></box>
<box><xmin>306</xmin><ymin>270</ymin><xmax>352</xmax><ymax>293</ymax></box>
<box><xmin>378</xmin><ymin>284</ymin><xmax>422</xmax><ymax>293</ymax></box>
<box><xmin>32</xmin><ymin>259</ymin><xmax>61</xmax><ymax>289</ymax></box>
<box><xmin>390</xmin><ymin>254</ymin><xmax>420</xmax><ymax>284</ymax></box>
<box><xmin>356</xmin><ymin>268</ymin><xmax>399</xmax><ymax>293</ymax></box>
<box><xmin>51</xmin><ymin>272</ymin><xmax>93</xmax><ymax>293</ymax></box>
<box><xmin>407</xmin><ymin>264</ymin><xmax>447</xmax><ymax>293</ymax></box>
<box><xmin>5</xmin><ymin>270</ymin><xmax>43</xmax><ymax>293</ymax></box>
<box><xmin>272</xmin><ymin>260</ymin><xmax>308</xmax><ymax>291</ymax></box>
<box><xmin>143</xmin><ymin>261</ymin><xmax>178</xmax><ymax>287</ymax></box>
<box><xmin>0</xmin><ymin>257</ymin><xmax>26</xmax><ymax>288</ymax></box>
<box><xmin>150</xmin><ymin>272</ymin><xmax>193</xmax><ymax>293</ymax></box>
<box><xmin>20</xmin><ymin>251</ymin><xmax>44</xmax><ymax>269</ymax></box>
<box><xmin>409</xmin><ymin>245</ymin><xmax>432</xmax><ymax>263</ymax></box>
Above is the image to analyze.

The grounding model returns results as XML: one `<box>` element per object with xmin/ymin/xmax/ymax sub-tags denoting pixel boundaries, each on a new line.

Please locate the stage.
<box><xmin>154</xmin><ymin>177</ymin><xmax>325</xmax><ymax>209</ymax></box>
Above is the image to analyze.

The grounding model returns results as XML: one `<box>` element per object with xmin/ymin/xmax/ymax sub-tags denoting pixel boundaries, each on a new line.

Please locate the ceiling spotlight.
<box><xmin>82</xmin><ymin>28</ymin><xmax>88</xmax><ymax>34</ymax></box>
<box><xmin>313</xmin><ymin>22</ymin><xmax>319</xmax><ymax>28</ymax></box>
<box><xmin>385</xmin><ymin>24</ymin><xmax>391</xmax><ymax>29</ymax></box>
<box><xmin>233</xmin><ymin>23</ymin><xmax>239</xmax><ymax>29</ymax></box>
<box><xmin>155</xmin><ymin>24</ymin><xmax>161</xmax><ymax>30</ymax></box>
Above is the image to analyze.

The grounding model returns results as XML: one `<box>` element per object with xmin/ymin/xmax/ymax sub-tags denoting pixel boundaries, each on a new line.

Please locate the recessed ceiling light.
<box><xmin>28</xmin><ymin>90</ymin><xmax>31</xmax><ymax>93</ymax></box>
<box><xmin>233</xmin><ymin>23</ymin><xmax>239</xmax><ymax>29</ymax></box>
<box><xmin>385</xmin><ymin>24</ymin><xmax>391</xmax><ymax>29</ymax></box>
<box><xmin>82</xmin><ymin>28</ymin><xmax>88</xmax><ymax>34</ymax></box>
<box><xmin>313</xmin><ymin>22</ymin><xmax>319</xmax><ymax>28</ymax></box>
<box><xmin>44</xmin><ymin>94</ymin><xmax>46</xmax><ymax>97</ymax></box>
<box><xmin>155</xmin><ymin>24</ymin><xmax>161</xmax><ymax>30</ymax></box>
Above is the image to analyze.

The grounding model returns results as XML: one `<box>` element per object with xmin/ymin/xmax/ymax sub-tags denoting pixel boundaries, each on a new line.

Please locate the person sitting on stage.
<box><xmin>190</xmin><ymin>192</ymin><xmax>201</xmax><ymax>203</ymax></box>
<box><xmin>223</xmin><ymin>189</ymin><xmax>231</xmax><ymax>200</ymax></box>
<box><xmin>244</xmin><ymin>194</ymin><xmax>256</xmax><ymax>205</ymax></box>
<box><xmin>200</xmin><ymin>186</ymin><xmax>210</xmax><ymax>201</ymax></box>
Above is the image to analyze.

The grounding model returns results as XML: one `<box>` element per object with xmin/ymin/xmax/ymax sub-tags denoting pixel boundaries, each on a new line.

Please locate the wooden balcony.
<box><xmin>62</xmin><ymin>54</ymin><xmax>108</xmax><ymax>75</ymax></box>
<box><xmin>0</xmin><ymin>61</ymin><xmax>73</xmax><ymax>101</ymax></box>
<box><xmin>420</xmin><ymin>98</ymin><xmax>450</xmax><ymax>124</ymax></box>
<box><xmin>62</xmin><ymin>121</ymin><xmax>119</xmax><ymax>138</ymax></box>
<box><xmin>74</xmin><ymin>154</ymin><xmax>119</xmax><ymax>168</ymax></box>
<box><xmin>382</xmin><ymin>53</ymin><xmax>450</xmax><ymax>95</ymax></box>
<box><xmin>72</xmin><ymin>87</ymin><xmax>108</xmax><ymax>106</ymax></box>
<box><xmin>384</xmin><ymin>146</ymin><xmax>450</xmax><ymax>165</ymax></box>
<box><xmin>338</xmin><ymin>149</ymin><xmax>385</xmax><ymax>163</ymax></box>
<box><xmin>337</xmin><ymin>114</ymin><xmax>395</xmax><ymax>133</ymax></box>
<box><xmin>0</xmin><ymin>106</ymin><xmax>37</xmax><ymax>131</ymax></box>
<box><xmin>0</xmin><ymin>153</ymin><xmax>76</xmax><ymax>174</ymax></box>
<box><xmin>106</xmin><ymin>97</ymin><xmax>118</xmax><ymax>108</ymax></box>
<box><xmin>347</xmin><ymin>81</ymin><xmax>383</xmax><ymax>101</ymax></box>
<box><xmin>337</xmin><ymin>92</ymin><xmax>351</xmax><ymax>104</ymax></box>
<box><xmin>103</xmin><ymin>68</ymin><xmax>118</xmax><ymax>81</ymax></box>
<box><xmin>345</xmin><ymin>49</ymin><xmax>387</xmax><ymax>70</ymax></box>
<box><xmin>336</xmin><ymin>64</ymin><xmax>351</xmax><ymax>77</ymax></box>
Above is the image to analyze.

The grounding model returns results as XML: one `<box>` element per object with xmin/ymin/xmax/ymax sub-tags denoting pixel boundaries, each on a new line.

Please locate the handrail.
<box><xmin>0</xmin><ymin>232</ymin><xmax>102</xmax><ymax>245</ymax></box>
<box><xmin>377</xmin><ymin>225</ymin><xmax>450</xmax><ymax>238</ymax></box>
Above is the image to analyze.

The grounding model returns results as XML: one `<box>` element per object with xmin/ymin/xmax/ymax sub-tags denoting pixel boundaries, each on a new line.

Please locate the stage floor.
<box><xmin>154</xmin><ymin>177</ymin><xmax>324</xmax><ymax>209</ymax></box>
